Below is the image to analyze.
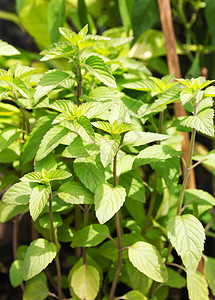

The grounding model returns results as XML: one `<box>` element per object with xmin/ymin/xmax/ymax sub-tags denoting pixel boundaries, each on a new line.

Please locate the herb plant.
<box><xmin>0</xmin><ymin>25</ymin><xmax>215</xmax><ymax>300</ymax></box>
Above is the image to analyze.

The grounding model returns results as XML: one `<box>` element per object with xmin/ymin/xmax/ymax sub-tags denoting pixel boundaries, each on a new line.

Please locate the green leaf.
<box><xmin>119</xmin><ymin>172</ymin><xmax>145</xmax><ymax>203</ymax></box>
<box><xmin>95</xmin><ymin>183</ymin><xmax>126</xmax><ymax>224</ymax></box>
<box><xmin>21</xmin><ymin>115</ymin><xmax>55</xmax><ymax>165</ymax></box>
<box><xmin>2</xmin><ymin>181</ymin><xmax>36</xmax><ymax>205</ymax></box>
<box><xmin>118</xmin><ymin>0</ymin><xmax>134</xmax><ymax>31</ymax></box>
<box><xmin>71</xmin><ymin>264</ymin><xmax>100</xmax><ymax>300</ymax></box>
<box><xmin>187</xmin><ymin>271</ymin><xmax>209</xmax><ymax>300</ymax></box>
<box><xmin>23</xmin><ymin>276</ymin><xmax>50</xmax><ymax>300</ymax></box>
<box><xmin>134</xmin><ymin>144</ymin><xmax>182</xmax><ymax>168</ymax></box>
<box><xmin>78</xmin><ymin>0</ymin><xmax>88</xmax><ymax>28</ymax></box>
<box><xmin>47</xmin><ymin>169</ymin><xmax>72</xmax><ymax>181</ymax></box>
<box><xmin>122</xmin><ymin>290</ymin><xmax>147</xmax><ymax>300</ymax></box>
<box><xmin>181</xmin><ymin>109</ymin><xmax>214</xmax><ymax>137</ymax></box>
<box><xmin>47</xmin><ymin>0</ymin><xmax>66</xmax><ymax>43</ymax></box>
<box><xmin>0</xmin><ymin>128</ymin><xmax>21</xmax><ymax>151</ymax></box>
<box><xmin>126</xmin><ymin>261</ymin><xmax>152</xmax><ymax>295</ymax></box>
<box><xmin>0</xmin><ymin>202</ymin><xmax>28</xmax><ymax>223</ymax></box>
<box><xmin>12</xmin><ymin>77</ymin><xmax>30</xmax><ymax>98</ymax></box>
<box><xmin>132</xmin><ymin>0</ymin><xmax>160</xmax><ymax>42</ymax></box>
<box><xmin>204</xmin><ymin>86</ymin><xmax>215</xmax><ymax>97</ymax></box>
<box><xmin>19</xmin><ymin>0</ymin><xmax>51</xmax><ymax>50</ymax></box>
<box><xmin>100</xmin><ymin>135</ymin><xmax>120</xmax><ymax>168</ymax></box>
<box><xmin>29</xmin><ymin>185</ymin><xmax>51</xmax><ymax>221</ymax></box>
<box><xmin>35</xmin><ymin>125</ymin><xmax>70</xmax><ymax>161</ymax></box>
<box><xmin>39</xmin><ymin>213</ymin><xmax>63</xmax><ymax>229</ymax></box>
<box><xmin>193</xmin><ymin>150</ymin><xmax>215</xmax><ymax>170</ymax></box>
<box><xmin>123</xmin><ymin>131</ymin><xmax>168</xmax><ymax>146</ymax></box>
<box><xmin>34</xmin><ymin>153</ymin><xmax>57</xmax><ymax>172</ymax></box>
<box><xmin>9</xmin><ymin>260</ymin><xmax>23</xmax><ymax>287</ymax></box>
<box><xmin>184</xmin><ymin>189</ymin><xmax>215</xmax><ymax>206</ymax></box>
<box><xmin>34</xmin><ymin>70</ymin><xmax>70</xmax><ymax>103</ymax></box>
<box><xmin>167</xmin><ymin>214</ymin><xmax>205</xmax><ymax>273</ymax></box>
<box><xmin>20</xmin><ymin>172</ymin><xmax>43</xmax><ymax>182</ymax></box>
<box><xmin>74</xmin><ymin>116</ymin><xmax>95</xmax><ymax>143</ymax></box>
<box><xmin>58</xmin><ymin>224</ymin><xmax>74</xmax><ymax>242</ymax></box>
<box><xmin>205</xmin><ymin>0</ymin><xmax>215</xmax><ymax>46</ymax></box>
<box><xmin>92</xmin><ymin>121</ymin><xmax>112</xmax><ymax>134</ymax></box>
<box><xmin>58</xmin><ymin>181</ymin><xmax>94</xmax><ymax>204</ymax></box>
<box><xmin>165</xmin><ymin>268</ymin><xmax>186</xmax><ymax>288</ymax></box>
<box><xmin>0</xmin><ymin>39</ymin><xmax>20</xmax><ymax>56</ymax></box>
<box><xmin>40</xmin><ymin>41</ymin><xmax>75</xmax><ymax>61</ymax></box>
<box><xmin>85</xmin><ymin>55</ymin><xmax>117</xmax><ymax>88</ymax></box>
<box><xmin>204</xmin><ymin>256</ymin><xmax>215</xmax><ymax>296</ymax></box>
<box><xmin>73</xmin><ymin>155</ymin><xmax>105</xmax><ymax>193</ymax></box>
<box><xmin>128</xmin><ymin>241</ymin><xmax>168</xmax><ymax>282</ymax></box>
<box><xmin>71</xmin><ymin>224</ymin><xmax>110</xmax><ymax>248</ymax></box>
<box><xmin>62</xmin><ymin>136</ymin><xmax>99</xmax><ymax>158</ymax></box>
<box><xmin>23</xmin><ymin>238</ymin><xmax>57</xmax><ymax>281</ymax></box>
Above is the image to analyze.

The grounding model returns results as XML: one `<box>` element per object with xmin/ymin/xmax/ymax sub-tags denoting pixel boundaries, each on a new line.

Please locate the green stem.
<box><xmin>142</xmin><ymin>172</ymin><xmax>158</xmax><ymax>235</ymax></box>
<box><xmin>82</xmin><ymin>205</ymin><xmax>89</xmax><ymax>265</ymax></box>
<box><xmin>77</xmin><ymin>61</ymin><xmax>82</xmax><ymax>106</ymax></box>
<box><xmin>109</xmin><ymin>153</ymin><xmax>122</xmax><ymax>300</ymax></box>
<box><xmin>49</xmin><ymin>193</ymin><xmax>62</xmax><ymax>300</ymax></box>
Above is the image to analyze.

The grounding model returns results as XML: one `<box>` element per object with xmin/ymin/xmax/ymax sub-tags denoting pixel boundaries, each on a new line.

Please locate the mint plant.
<box><xmin>0</xmin><ymin>26</ymin><xmax>215</xmax><ymax>300</ymax></box>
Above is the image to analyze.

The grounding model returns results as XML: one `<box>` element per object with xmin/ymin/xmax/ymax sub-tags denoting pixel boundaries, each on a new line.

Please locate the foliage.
<box><xmin>0</xmin><ymin>4</ymin><xmax>215</xmax><ymax>300</ymax></box>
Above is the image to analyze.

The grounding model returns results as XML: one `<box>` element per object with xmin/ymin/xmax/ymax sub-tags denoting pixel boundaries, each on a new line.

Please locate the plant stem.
<box><xmin>109</xmin><ymin>153</ymin><xmax>122</xmax><ymax>300</ymax></box>
<box><xmin>142</xmin><ymin>172</ymin><xmax>158</xmax><ymax>235</ymax></box>
<box><xmin>83</xmin><ymin>205</ymin><xmax>89</xmax><ymax>265</ymax></box>
<box><xmin>75</xmin><ymin>206</ymin><xmax>82</xmax><ymax>259</ymax></box>
<box><xmin>49</xmin><ymin>193</ymin><xmax>62</xmax><ymax>300</ymax></box>
<box><xmin>77</xmin><ymin>61</ymin><xmax>82</xmax><ymax>106</ymax></box>
<box><xmin>176</xmin><ymin>127</ymin><xmax>196</xmax><ymax>215</ymax></box>
<box><xmin>20</xmin><ymin>106</ymin><xmax>31</xmax><ymax>133</ymax></box>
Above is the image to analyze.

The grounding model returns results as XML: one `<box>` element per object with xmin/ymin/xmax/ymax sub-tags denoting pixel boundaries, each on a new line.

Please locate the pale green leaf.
<box><xmin>35</xmin><ymin>125</ymin><xmax>70</xmax><ymax>161</ymax></box>
<box><xmin>122</xmin><ymin>290</ymin><xmax>147</xmax><ymax>300</ymax></box>
<box><xmin>34</xmin><ymin>153</ymin><xmax>57</xmax><ymax>172</ymax></box>
<box><xmin>180</xmin><ymin>87</ymin><xmax>194</xmax><ymax>105</ymax></box>
<box><xmin>58</xmin><ymin>181</ymin><xmax>94</xmax><ymax>204</ymax></box>
<box><xmin>181</xmin><ymin>109</ymin><xmax>214</xmax><ymax>137</ymax></box>
<box><xmin>193</xmin><ymin>150</ymin><xmax>215</xmax><ymax>170</ymax></box>
<box><xmin>92</xmin><ymin>121</ymin><xmax>112</xmax><ymax>134</ymax></box>
<box><xmin>21</xmin><ymin>115</ymin><xmax>55</xmax><ymax>164</ymax></box>
<box><xmin>40</xmin><ymin>41</ymin><xmax>75</xmax><ymax>61</ymax></box>
<box><xmin>167</xmin><ymin>214</ymin><xmax>205</xmax><ymax>273</ymax></box>
<box><xmin>123</xmin><ymin>131</ymin><xmax>168</xmax><ymax>146</ymax></box>
<box><xmin>88</xmin><ymin>86</ymin><xmax>120</xmax><ymax>101</ymax></box>
<box><xmin>74</xmin><ymin>116</ymin><xmax>95</xmax><ymax>143</ymax></box>
<box><xmin>23</xmin><ymin>238</ymin><xmax>57</xmax><ymax>281</ymax></box>
<box><xmin>9</xmin><ymin>260</ymin><xmax>23</xmax><ymax>287</ymax></box>
<box><xmin>121</xmin><ymin>79</ymin><xmax>155</xmax><ymax>91</ymax></box>
<box><xmin>2</xmin><ymin>181</ymin><xmax>36</xmax><ymax>205</ymax></box>
<box><xmin>95</xmin><ymin>183</ymin><xmax>126</xmax><ymax>224</ymax></box>
<box><xmin>119</xmin><ymin>172</ymin><xmax>145</xmax><ymax>203</ymax></box>
<box><xmin>184</xmin><ymin>189</ymin><xmax>215</xmax><ymax>206</ymax></box>
<box><xmin>187</xmin><ymin>271</ymin><xmax>209</xmax><ymax>300</ymax></box>
<box><xmin>62</xmin><ymin>136</ymin><xmax>99</xmax><ymax>158</ymax></box>
<box><xmin>71</xmin><ymin>264</ymin><xmax>100</xmax><ymax>300</ymax></box>
<box><xmin>29</xmin><ymin>185</ymin><xmax>51</xmax><ymax>221</ymax></box>
<box><xmin>0</xmin><ymin>39</ymin><xmax>20</xmax><ymax>56</ymax></box>
<box><xmin>0</xmin><ymin>202</ymin><xmax>28</xmax><ymax>223</ymax></box>
<box><xmin>20</xmin><ymin>172</ymin><xmax>43</xmax><ymax>182</ymax></box>
<box><xmin>108</xmin><ymin>102</ymin><xmax>126</xmax><ymax>124</ymax></box>
<box><xmin>73</xmin><ymin>155</ymin><xmax>105</xmax><ymax>193</ymax></box>
<box><xmin>47</xmin><ymin>169</ymin><xmax>72</xmax><ymax>181</ymax></box>
<box><xmin>204</xmin><ymin>255</ymin><xmax>215</xmax><ymax>296</ymax></box>
<box><xmin>100</xmin><ymin>135</ymin><xmax>120</xmax><ymax>168</ymax></box>
<box><xmin>85</xmin><ymin>55</ymin><xmax>117</xmax><ymax>88</ymax></box>
<box><xmin>34</xmin><ymin>70</ymin><xmax>70</xmax><ymax>103</ymax></box>
<box><xmin>134</xmin><ymin>144</ymin><xmax>182</xmax><ymax>168</ymax></box>
<box><xmin>128</xmin><ymin>241</ymin><xmax>168</xmax><ymax>283</ymax></box>
<box><xmin>204</xmin><ymin>86</ymin><xmax>215</xmax><ymax>97</ymax></box>
<box><xmin>71</xmin><ymin>224</ymin><xmax>110</xmax><ymax>247</ymax></box>
<box><xmin>12</xmin><ymin>77</ymin><xmax>30</xmax><ymax>98</ymax></box>
<box><xmin>0</xmin><ymin>128</ymin><xmax>21</xmax><ymax>151</ymax></box>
